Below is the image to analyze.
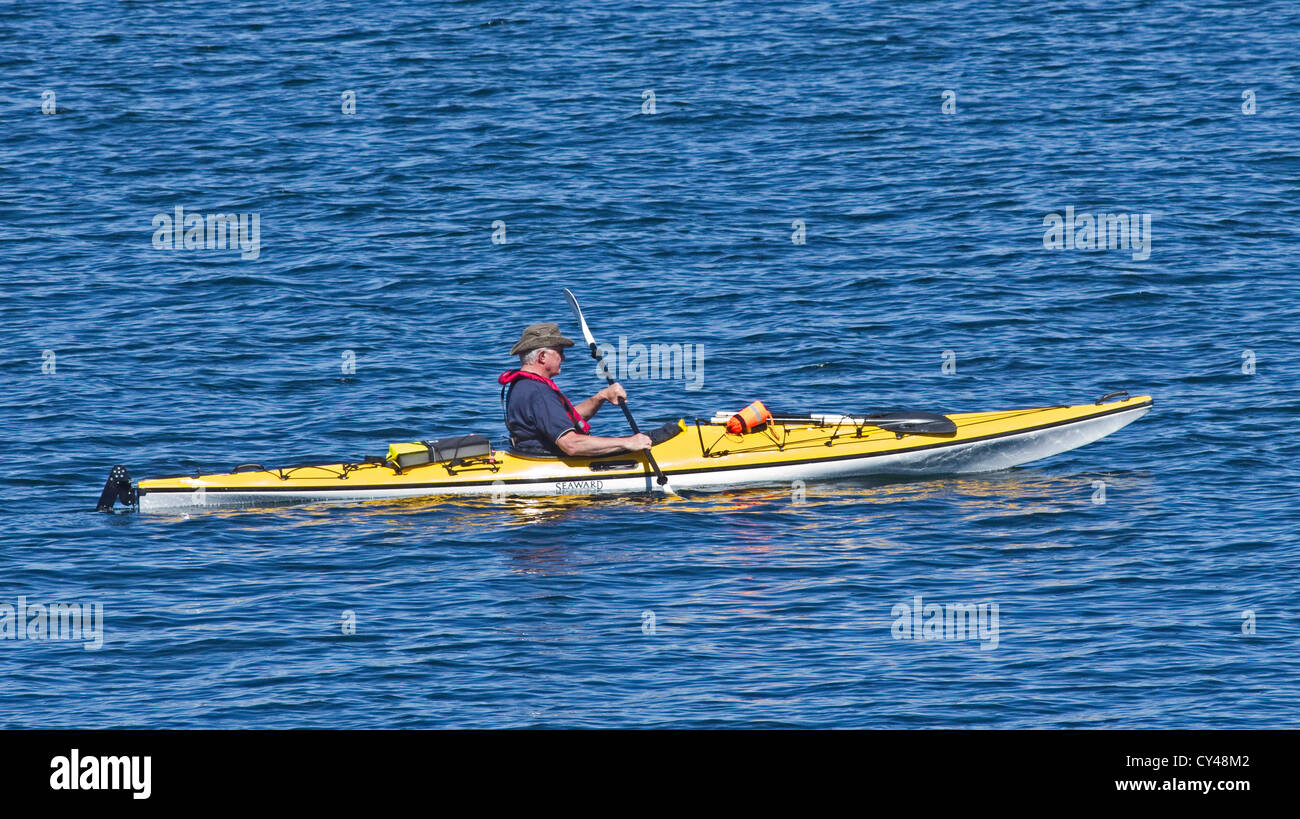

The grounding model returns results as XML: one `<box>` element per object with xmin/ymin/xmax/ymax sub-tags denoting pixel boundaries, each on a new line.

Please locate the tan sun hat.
<box><xmin>509</xmin><ymin>322</ymin><xmax>576</xmax><ymax>356</ymax></box>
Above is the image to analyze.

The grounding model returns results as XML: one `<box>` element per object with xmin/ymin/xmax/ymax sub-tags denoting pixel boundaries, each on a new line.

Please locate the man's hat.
<box><xmin>509</xmin><ymin>322</ymin><xmax>576</xmax><ymax>356</ymax></box>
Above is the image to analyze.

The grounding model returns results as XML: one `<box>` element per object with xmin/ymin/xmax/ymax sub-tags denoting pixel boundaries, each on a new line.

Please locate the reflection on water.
<box><xmin>504</xmin><ymin>543</ymin><xmax>580</xmax><ymax>576</ymax></box>
<box><xmin>136</xmin><ymin>468</ymin><xmax>1157</xmax><ymax>566</ymax></box>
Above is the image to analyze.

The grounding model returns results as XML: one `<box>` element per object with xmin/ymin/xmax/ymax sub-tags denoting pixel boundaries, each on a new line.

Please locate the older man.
<box><xmin>499</xmin><ymin>322</ymin><xmax>652</xmax><ymax>457</ymax></box>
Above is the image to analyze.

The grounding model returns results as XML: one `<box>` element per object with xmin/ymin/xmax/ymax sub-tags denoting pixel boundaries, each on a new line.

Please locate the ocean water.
<box><xmin>1</xmin><ymin>0</ymin><xmax>1297</xmax><ymax>728</ymax></box>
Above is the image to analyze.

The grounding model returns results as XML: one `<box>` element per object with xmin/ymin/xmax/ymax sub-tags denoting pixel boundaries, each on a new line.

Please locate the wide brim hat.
<box><xmin>509</xmin><ymin>322</ymin><xmax>576</xmax><ymax>356</ymax></box>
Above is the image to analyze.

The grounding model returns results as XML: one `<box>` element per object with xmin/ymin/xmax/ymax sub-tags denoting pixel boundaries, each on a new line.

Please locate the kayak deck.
<box><xmin>133</xmin><ymin>395</ymin><xmax>1153</xmax><ymax>511</ymax></box>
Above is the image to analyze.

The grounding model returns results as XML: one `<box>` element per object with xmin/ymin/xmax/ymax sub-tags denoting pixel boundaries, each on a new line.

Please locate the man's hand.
<box><xmin>598</xmin><ymin>383</ymin><xmax>628</xmax><ymax>405</ymax></box>
<box><xmin>622</xmin><ymin>433</ymin><xmax>653</xmax><ymax>451</ymax></box>
<box><xmin>574</xmin><ymin>382</ymin><xmax>629</xmax><ymax>422</ymax></box>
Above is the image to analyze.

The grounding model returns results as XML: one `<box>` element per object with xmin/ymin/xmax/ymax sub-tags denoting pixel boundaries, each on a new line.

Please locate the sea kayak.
<box><xmin>103</xmin><ymin>392</ymin><xmax>1153</xmax><ymax>513</ymax></box>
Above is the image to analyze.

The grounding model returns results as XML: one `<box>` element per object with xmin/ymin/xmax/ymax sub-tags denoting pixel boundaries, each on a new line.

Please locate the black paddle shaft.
<box><xmin>588</xmin><ymin>342</ymin><xmax>668</xmax><ymax>485</ymax></box>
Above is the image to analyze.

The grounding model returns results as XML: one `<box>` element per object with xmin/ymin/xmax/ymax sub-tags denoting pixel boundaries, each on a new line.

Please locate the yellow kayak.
<box><xmin>108</xmin><ymin>392</ymin><xmax>1153</xmax><ymax>512</ymax></box>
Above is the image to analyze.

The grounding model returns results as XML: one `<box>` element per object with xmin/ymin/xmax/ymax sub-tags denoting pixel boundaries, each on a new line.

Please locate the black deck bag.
<box><xmin>386</xmin><ymin>434</ymin><xmax>492</xmax><ymax>470</ymax></box>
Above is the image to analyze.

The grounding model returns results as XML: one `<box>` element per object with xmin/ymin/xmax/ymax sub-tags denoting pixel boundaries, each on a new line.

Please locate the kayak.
<box><xmin>121</xmin><ymin>393</ymin><xmax>1153</xmax><ymax>512</ymax></box>
<box><xmin>108</xmin><ymin>392</ymin><xmax>1153</xmax><ymax>513</ymax></box>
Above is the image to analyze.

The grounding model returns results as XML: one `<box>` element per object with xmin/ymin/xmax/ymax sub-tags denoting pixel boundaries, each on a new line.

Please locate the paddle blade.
<box><xmin>562</xmin><ymin>288</ymin><xmax>598</xmax><ymax>348</ymax></box>
<box><xmin>863</xmin><ymin>410</ymin><xmax>957</xmax><ymax>436</ymax></box>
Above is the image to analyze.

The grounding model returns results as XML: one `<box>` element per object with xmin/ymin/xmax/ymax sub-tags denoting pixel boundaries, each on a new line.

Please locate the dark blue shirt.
<box><xmin>504</xmin><ymin>378</ymin><xmax>582</xmax><ymax>455</ymax></box>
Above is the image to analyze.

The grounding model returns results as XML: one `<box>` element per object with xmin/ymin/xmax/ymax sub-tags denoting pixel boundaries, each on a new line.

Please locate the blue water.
<box><xmin>2</xmin><ymin>0</ymin><xmax>1297</xmax><ymax>728</ymax></box>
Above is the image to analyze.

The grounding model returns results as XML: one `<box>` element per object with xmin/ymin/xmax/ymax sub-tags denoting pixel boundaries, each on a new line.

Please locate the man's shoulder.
<box><xmin>509</xmin><ymin>377</ymin><xmax>558</xmax><ymax>397</ymax></box>
<box><xmin>506</xmin><ymin>377</ymin><xmax>564</xmax><ymax>413</ymax></box>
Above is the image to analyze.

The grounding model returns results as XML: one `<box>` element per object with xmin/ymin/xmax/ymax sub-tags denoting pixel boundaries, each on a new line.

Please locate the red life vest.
<box><xmin>498</xmin><ymin>369</ymin><xmax>591</xmax><ymax>435</ymax></box>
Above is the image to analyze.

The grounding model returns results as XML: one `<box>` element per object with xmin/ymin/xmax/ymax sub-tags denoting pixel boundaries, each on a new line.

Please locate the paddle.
<box><xmin>709</xmin><ymin>410</ymin><xmax>958</xmax><ymax>436</ymax></box>
<box><xmin>562</xmin><ymin>288</ymin><xmax>675</xmax><ymax>494</ymax></box>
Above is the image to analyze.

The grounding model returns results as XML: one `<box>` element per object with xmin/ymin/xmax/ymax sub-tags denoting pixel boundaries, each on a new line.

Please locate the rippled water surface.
<box><xmin>2</xmin><ymin>0</ymin><xmax>1297</xmax><ymax>727</ymax></box>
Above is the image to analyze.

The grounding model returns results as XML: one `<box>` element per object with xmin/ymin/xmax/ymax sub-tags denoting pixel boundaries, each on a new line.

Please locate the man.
<box><xmin>499</xmin><ymin>322</ymin><xmax>652</xmax><ymax>457</ymax></box>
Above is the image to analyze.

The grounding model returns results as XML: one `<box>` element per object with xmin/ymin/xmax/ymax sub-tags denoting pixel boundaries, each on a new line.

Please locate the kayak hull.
<box><xmin>135</xmin><ymin>395</ymin><xmax>1153</xmax><ymax>512</ymax></box>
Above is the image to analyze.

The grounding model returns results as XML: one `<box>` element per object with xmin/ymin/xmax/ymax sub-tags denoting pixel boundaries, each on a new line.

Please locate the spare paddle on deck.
<box><xmin>563</xmin><ymin>288</ymin><xmax>676</xmax><ymax>494</ymax></box>
<box><xmin>710</xmin><ymin>410</ymin><xmax>957</xmax><ymax>436</ymax></box>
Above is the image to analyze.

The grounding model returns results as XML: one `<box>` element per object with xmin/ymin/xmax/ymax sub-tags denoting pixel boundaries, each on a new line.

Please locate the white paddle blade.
<box><xmin>562</xmin><ymin>288</ymin><xmax>598</xmax><ymax>348</ymax></box>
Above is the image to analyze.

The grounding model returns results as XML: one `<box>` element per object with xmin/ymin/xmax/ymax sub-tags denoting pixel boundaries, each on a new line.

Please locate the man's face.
<box><xmin>538</xmin><ymin>347</ymin><xmax>564</xmax><ymax>377</ymax></box>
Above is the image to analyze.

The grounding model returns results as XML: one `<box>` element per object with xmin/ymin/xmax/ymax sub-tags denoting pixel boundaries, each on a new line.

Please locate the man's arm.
<box><xmin>572</xmin><ymin>383</ymin><xmax>628</xmax><ymax>421</ymax></box>
<box><xmin>555</xmin><ymin>430</ymin><xmax>652</xmax><ymax>457</ymax></box>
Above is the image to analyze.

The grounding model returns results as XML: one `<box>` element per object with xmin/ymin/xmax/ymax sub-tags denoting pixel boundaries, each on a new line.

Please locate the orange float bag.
<box><xmin>726</xmin><ymin>401</ymin><xmax>773</xmax><ymax>434</ymax></box>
